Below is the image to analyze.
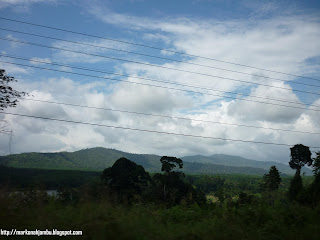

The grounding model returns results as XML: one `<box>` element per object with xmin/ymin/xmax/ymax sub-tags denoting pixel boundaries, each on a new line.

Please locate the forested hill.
<box><xmin>0</xmin><ymin>147</ymin><xmax>310</xmax><ymax>175</ymax></box>
<box><xmin>181</xmin><ymin>154</ymin><xmax>312</xmax><ymax>175</ymax></box>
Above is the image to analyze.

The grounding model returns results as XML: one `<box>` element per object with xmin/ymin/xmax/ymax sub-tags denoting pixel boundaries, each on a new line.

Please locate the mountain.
<box><xmin>181</xmin><ymin>154</ymin><xmax>312</xmax><ymax>175</ymax></box>
<box><xmin>0</xmin><ymin>147</ymin><xmax>161</xmax><ymax>172</ymax></box>
<box><xmin>0</xmin><ymin>147</ymin><xmax>310</xmax><ymax>175</ymax></box>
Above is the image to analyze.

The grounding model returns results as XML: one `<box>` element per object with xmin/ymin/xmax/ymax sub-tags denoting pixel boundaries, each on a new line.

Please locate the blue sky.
<box><xmin>0</xmin><ymin>0</ymin><xmax>320</xmax><ymax>164</ymax></box>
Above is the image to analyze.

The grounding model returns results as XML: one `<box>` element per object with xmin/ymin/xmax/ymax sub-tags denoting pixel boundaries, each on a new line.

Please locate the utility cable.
<box><xmin>3</xmin><ymin>54</ymin><xmax>320</xmax><ymax>108</ymax></box>
<box><xmin>1</xmin><ymin>16</ymin><xmax>319</xmax><ymax>82</ymax></box>
<box><xmin>21</xmin><ymin>97</ymin><xmax>320</xmax><ymax>135</ymax></box>
<box><xmin>1</xmin><ymin>111</ymin><xmax>319</xmax><ymax>148</ymax></box>
<box><xmin>1</xmin><ymin>27</ymin><xmax>320</xmax><ymax>88</ymax></box>
<box><xmin>1</xmin><ymin>37</ymin><xmax>320</xmax><ymax>97</ymax></box>
<box><xmin>2</xmin><ymin>60</ymin><xmax>320</xmax><ymax>112</ymax></box>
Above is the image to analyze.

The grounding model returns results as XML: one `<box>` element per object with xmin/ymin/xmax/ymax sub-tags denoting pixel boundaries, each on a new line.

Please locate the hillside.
<box><xmin>0</xmin><ymin>147</ymin><xmax>307</xmax><ymax>175</ymax></box>
<box><xmin>181</xmin><ymin>154</ymin><xmax>312</xmax><ymax>175</ymax></box>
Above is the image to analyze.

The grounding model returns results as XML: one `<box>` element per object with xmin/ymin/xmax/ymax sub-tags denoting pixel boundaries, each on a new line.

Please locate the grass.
<box><xmin>1</xmin><ymin>188</ymin><xmax>320</xmax><ymax>240</ymax></box>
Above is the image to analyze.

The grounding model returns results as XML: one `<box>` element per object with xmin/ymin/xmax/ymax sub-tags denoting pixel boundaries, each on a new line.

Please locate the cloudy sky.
<box><xmin>0</xmin><ymin>0</ymin><xmax>320</xmax><ymax>163</ymax></box>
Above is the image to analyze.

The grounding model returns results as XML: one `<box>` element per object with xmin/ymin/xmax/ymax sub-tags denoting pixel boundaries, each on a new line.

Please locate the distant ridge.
<box><xmin>181</xmin><ymin>154</ymin><xmax>312</xmax><ymax>175</ymax></box>
<box><xmin>0</xmin><ymin>147</ymin><xmax>311</xmax><ymax>175</ymax></box>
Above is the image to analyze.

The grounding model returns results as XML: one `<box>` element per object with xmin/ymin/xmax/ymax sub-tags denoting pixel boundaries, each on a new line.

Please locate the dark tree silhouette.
<box><xmin>101</xmin><ymin>157</ymin><xmax>151</xmax><ymax>203</ymax></box>
<box><xmin>0</xmin><ymin>69</ymin><xmax>27</xmax><ymax>110</ymax></box>
<box><xmin>160</xmin><ymin>156</ymin><xmax>183</xmax><ymax>173</ymax></box>
<box><xmin>151</xmin><ymin>156</ymin><xmax>205</xmax><ymax>206</ymax></box>
<box><xmin>288</xmin><ymin>173</ymin><xmax>303</xmax><ymax>201</ymax></box>
<box><xmin>261</xmin><ymin>166</ymin><xmax>281</xmax><ymax>191</ymax></box>
<box><xmin>307</xmin><ymin>152</ymin><xmax>320</xmax><ymax>206</ymax></box>
<box><xmin>289</xmin><ymin>144</ymin><xmax>312</xmax><ymax>175</ymax></box>
<box><xmin>261</xmin><ymin>166</ymin><xmax>281</xmax><ymax>206</ymax></box>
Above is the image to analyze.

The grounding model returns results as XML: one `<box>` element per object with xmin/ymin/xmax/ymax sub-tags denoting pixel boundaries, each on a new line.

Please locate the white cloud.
<box><xmin>227</xmin><ymin>82</ymin><xmax>304</xmax><ymax>123</ymax></box>
<box><xmin>1</xmin><ymin>4</ymin><xmax>320</xmax><ymax>165</ymax></box>
<box><xmin>5</xmin><ymin>34</ymin><xmax>25</xmax><ymax>49</ymax></box>
<box><xmin>0</xmin><ymin>62</ymin><xmax>29</xmax><ymax>74</ymax></box>
<box><xmin>29</xmin><ymin>57</ymin><xmax>52</xmax><ymax>65</ymax></box>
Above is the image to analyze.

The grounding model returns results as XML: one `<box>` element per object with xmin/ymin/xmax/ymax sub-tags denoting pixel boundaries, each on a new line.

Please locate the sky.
<box><xmin>0</xmin><ymin>0</ymin><xmax>320</xmax><ymax>164</ymax></box>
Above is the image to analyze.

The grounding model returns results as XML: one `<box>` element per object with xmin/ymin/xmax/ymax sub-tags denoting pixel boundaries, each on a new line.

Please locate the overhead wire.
<box><xmin>0</xmin><ymin>18</ymin><xmax>319</xmax><ymax>151</ymax></box>
<box><xmin>21</xmin><ymin>97</ymin><xmax>320</xmax><ymax>135</ymax></box>
<box><xmin>1</xmin><ymin>27</ymin><xmax>320</xmax><ymax>89</ymax></box>
<box><xmin>1</xmin><ymin>37</ymin><xmax>320</xmax><ymax>97</ymax></box>
<box><xmin>1</xmin><ymin>16</ymin><xmax>319</xmax><ymax>82</ymax></box>
<box><xmin>1</xmin><ymin>111</ymin><xmax>319</xmax><ymax>148</ymax></box>
<box><xmin>2</xmin><ymin>60</ymin><xmax>320</xmax><ymax>112</ymax></box>
<box><xmin>3</xmin><ymin>54</ymin><xmax>320</xmax><ymax>108</ymax></box>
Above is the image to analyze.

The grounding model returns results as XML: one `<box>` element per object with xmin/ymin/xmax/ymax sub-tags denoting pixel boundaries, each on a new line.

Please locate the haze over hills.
<box><xmin>181</xmin><ymin>154</ymin><xmax>312</xmax><ymax>175</ymax></box>
<box><xmin>0</xmin><ymin>147</ymin><xmax>312</xmax><ymax>175</ymax></box>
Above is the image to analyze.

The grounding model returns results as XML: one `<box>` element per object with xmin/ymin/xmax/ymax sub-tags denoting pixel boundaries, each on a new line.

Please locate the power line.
<box><xmin>2</xmin><ymin>27</ymin><xmax>320</xmax><ymax>89</ymax></box>
<box><xmin>2</xmin><ymin>37</ymin><xmax>320</xmax><ymax>97</ymax></box>
<box><xmin>1</xmin><ymin>16</ymin><xmax>319</xmax><ymax>82</ymax></box>
<box><xmin>1</xmin><ymin>111</ymin><xmax>319</xmax><ymax>148</ymax></box>
<box><xmin>2</xmin><ymin>60</ymin><xmax>320</xmax><ymax>112</ymax></box>
<box><xmin>22</xmin><ymin>97</ymin><xmax>320</xmax><ymax>135</ymax></box>
<box><xmin>3</xmin><ymin>54</ymin><xmax>320</xmax><ymax>108</ymax></box>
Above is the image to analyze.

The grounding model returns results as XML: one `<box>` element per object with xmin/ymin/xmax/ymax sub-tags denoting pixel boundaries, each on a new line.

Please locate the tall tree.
<box><xmin>101</xmin><ymin>157</ymin><xmax>151</xmax><ymax>203</ymax></box>
<box><xmin>261</xmin><ymin>166</ymin><xmax>281</xmax><ymax>191</ymax></box>
<box><xmin>152</xmin><ymin>156</ymin><xmax>205</xmax><ymax>206</ymax></box>
<box><xmin>308</xmin><ymin>152</ymin><xmax>320</xmax><ymax>207</ymax></box>
<box><xmin>288</xmin><ymin>173</ymin><xmax>303</xmax><ymax>201</ymax></box>
<box><xmin>261</xmin><ymin>166</ymin><xmax>281</xmax><ymax>206</ymax></box>
<box><xmin>289</xmin><ymin>144</ymin><xmax>312</xmax><ymax>175</ymax></box>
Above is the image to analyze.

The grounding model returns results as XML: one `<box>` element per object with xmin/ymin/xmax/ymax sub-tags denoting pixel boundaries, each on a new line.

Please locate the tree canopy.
<box><xmin>261</xmin><ymin>165</ymin><xmax>281</xmax><ymax>191</ymax></box>
<box><xmin>289</xmin><ymin>144</ymin><xmax>312</xmax><ymax>175</ymax></box>
<box><xmin>160</xmin><ymin>156</ymin><xmax>183</xmax><ymax>173</ymax></box>
<box><xmin>101</xmin><ymin>157</ymin><xmax>151</xmax><ymax>202</ymax></box>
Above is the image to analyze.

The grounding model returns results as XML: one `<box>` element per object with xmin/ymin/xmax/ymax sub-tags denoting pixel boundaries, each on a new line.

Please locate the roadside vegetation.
<box><xmin>1</xmin><ymin>145</ymin><xmax>320</xmax><ymax>239</ymax></box>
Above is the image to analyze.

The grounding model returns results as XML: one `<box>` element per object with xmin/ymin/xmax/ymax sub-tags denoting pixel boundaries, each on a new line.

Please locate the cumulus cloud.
<box><xmin>227</xmin><ymin>82</ymin><xmax>304</xmax><ymax>123</ymax></box>
<box><xmin>1</xmin><ymin>3</ymin><xmax>320</xmax><ymax>165</ymax></box>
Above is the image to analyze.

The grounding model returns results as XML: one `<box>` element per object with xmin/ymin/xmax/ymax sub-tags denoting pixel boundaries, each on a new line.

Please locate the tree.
<box><xmin>0</xmin><ymin>69</ymin><xmax>27</xmax><ymax>110</ymax></box>
<box><xmin>160</xmin><ymin>156</ymin><xmax>183</xmax><ymax>173</ymax></box>
<box><xmin>261</xmin><ymin>166</ymin><xmax>281</xmax><ymax>191</ymax></box>
<box><xmin>151</xmin><ymin>156</ymin><xmax>205</xmax><ymax>206</ymax></box>
<box><xmin>312</xmin><ymin>151</ymin><xmax>320</xmax><ymax>176</ymax></box>
<box><xmin>101</xmin><ymin>157</ymin><xmax>151</xmax><ymax>203</ymax></box>
<box><xmin>289</xmin><ymin>144</ymin><xmax>312</xmax><ymax>175</ymax></box>
<box><xmin>307</xmin><ymin>152</ymin><xmax>320</xmax><ymax>207</ymax></box>
<box><xmin>261</xmin><ymin>166</ymin><xmax>281</xmax><ymax>206</ymax></box>
<box><xmin>288</xmin><ymin>173</ymin><xmax>303</xmax><ymax>202</ymax></box>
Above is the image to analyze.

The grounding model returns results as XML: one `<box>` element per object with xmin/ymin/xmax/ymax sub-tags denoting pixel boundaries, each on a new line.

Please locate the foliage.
<box><xmin>261</xmin><ymin>166</ymin><xmax>281</xmax><ymax>191</ymax></box>
<box><xmin>260</xmin><ymin>166</ymin><xmax>282</xmax><ymax>206</ymax></box>
<box><xmin>57</xmin><ymin>186</ymin><xmax>79</xmax><ymax>205</ymax></box>
<box><xmin>289</xmin><ymin>144</ymin><xmax>313</xmax><ymax>175</ymax></box>
<box><xmin>288</xmin><ymin>173</ymin><xmax>304</xmax><ymax>202</ymax></box>
<box><xmin>1</xmin><ymin>188</ymin><xmax>320</xmax><ymax>240</ymax></box>
<box><xmin>160</xmin><ymin>156</ymin><xmax>183</xmax><ymax>173</ymax></box>
<box><xmin>0</xmin><ymin>165</ymin><xmax>100</xmax><ymax>189</ymax></box>
<box><xmin>0</xmin><ymin>69</ymin><xmax>27</xmax><ymax>110</ymax></box>
<box><xmin>312</xmin><ymin>152</ymin><xmax>320</xmax><ymax>176</ymax></box>
<box><xmin>146</xmin><ymin>156</ymin><xmax>206</xmax><ymax>206</ymax></box>
<box><xmin>101</xmin><ymin>157</ymin><xmax>151</xmax><ymax>203</ymax></box>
